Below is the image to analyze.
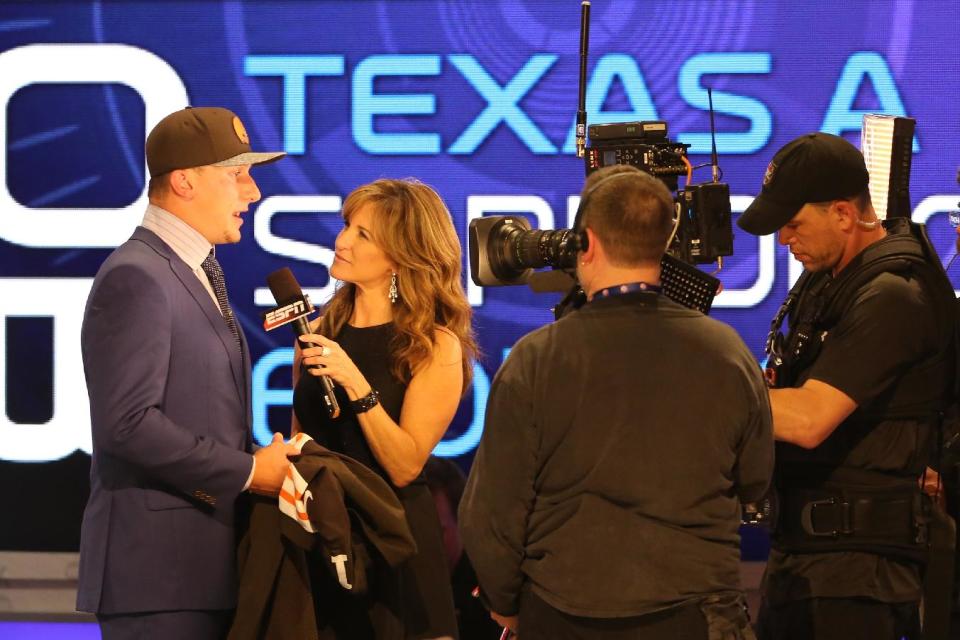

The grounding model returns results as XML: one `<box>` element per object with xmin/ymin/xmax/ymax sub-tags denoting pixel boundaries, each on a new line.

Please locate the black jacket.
<box><xmin>460</xmin><ymin>292</ymin><xmax>773</xmax><ymax>621</ymax></box>
<box><xmin>229</xmin><ymin>435</ymin><xmax>416</xmax><ymax>640</ymax></box>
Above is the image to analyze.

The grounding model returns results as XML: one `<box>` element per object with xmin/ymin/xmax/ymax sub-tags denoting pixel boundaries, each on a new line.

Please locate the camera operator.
<box><xmin>737</xmin><ymin>133</ymin><xmax>957</xmax><ymax>640</ymax></box>
<box><xmin>459</xmin><ymin>164</ymin><xmax>773</xmax><ymax>639</ymax></box>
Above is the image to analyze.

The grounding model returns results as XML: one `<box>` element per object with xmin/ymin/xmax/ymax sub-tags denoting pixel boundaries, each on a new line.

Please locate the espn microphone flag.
<box><xmin>265</xmin><ymin>267</ymin><xmax>340</xmax><ymax>418</ymax></box>
<box><xmin>263</xmin><ymin>297</ymin><xmax>312</xmax><ymax>331</ymax></box>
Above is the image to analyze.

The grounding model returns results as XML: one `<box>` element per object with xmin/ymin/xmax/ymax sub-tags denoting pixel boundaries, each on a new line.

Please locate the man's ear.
<box><xmin>832</xmin><ymin>199</ymin><xmax>858</xmax><ymax>231</ymax></box>
<box><xmin>581</xmin><ymin>227</ymin><xmax>600</xmax><ymax>263</ymax></box>
<box><xmin>169</xmin><ymin>169</ymin><xmax>193</xmax><ymax>199</ymax></box>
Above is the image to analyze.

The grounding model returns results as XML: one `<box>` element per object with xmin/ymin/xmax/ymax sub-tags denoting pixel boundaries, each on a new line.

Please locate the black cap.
<box><xmin>146</xmin><ymin>107</ymin><xmax>285</xmax><ymax>178</ymax></box>
<box><xmin>737</xmin><ymin>133</ymin><xmax>869</xmax><ymax>236</ymax></box>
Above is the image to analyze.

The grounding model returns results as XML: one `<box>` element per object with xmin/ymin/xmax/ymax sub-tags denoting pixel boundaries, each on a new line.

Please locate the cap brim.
<box><xmin>213</xmin><ymin>151</ymin><xmax>286</xmax><ymax>168</ymax></box>
<box><xmin>737</xmin><ymin>193</ymin><xmax>802</xmax><ymax>236</ymax></box>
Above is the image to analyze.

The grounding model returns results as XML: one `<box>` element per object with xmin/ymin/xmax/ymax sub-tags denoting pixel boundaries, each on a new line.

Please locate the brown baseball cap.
<box><xmin>737</xmin><ymin>132</ymin><xmax>870</xmax><ymax>236</ymax></box>
<box><xmin>145</xmin><ymin>106</ymin><xmax>286</xmax><ymax>178</ymax></box>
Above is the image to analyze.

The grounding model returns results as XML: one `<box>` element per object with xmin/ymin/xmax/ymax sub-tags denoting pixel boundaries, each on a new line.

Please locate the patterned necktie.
<box><xmin>201</xmin><ymin>250</ymin><xmax>243</xmax><ymax>356</ymax></box>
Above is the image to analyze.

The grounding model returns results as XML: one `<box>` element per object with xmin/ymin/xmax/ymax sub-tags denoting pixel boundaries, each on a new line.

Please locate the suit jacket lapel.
<box><xmin>132</xmin><ymin>227</ymin><xmax>247</xmax><ymax>405</ymax></box>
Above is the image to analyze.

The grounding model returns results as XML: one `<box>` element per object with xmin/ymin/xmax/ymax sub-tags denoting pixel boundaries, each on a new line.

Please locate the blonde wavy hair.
<box><xmin>319</xmin><ymin>179</ymin><xmax>477</xmax><ymax>391</ymax></box>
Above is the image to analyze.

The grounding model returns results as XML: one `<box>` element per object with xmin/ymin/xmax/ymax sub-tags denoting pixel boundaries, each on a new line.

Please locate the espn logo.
<box><xmin>263</xmin><ymin>298</ymin><xmax>311</xmax><ymax>331</ymax></box>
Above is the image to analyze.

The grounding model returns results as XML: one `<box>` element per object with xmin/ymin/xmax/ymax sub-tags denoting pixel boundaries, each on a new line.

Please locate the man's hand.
<box><xmin>491</xmin><ymin>611</ymin><xmax>518</xmax><ymax>636</ymax></box>
<box><xmin>249</xmin><ymin>433</ymin><xmax>298</xmax><ymax>496</ymax></box>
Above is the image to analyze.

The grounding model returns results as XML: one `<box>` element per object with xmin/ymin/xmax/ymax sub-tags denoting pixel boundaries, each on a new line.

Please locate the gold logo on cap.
<box><xmin>763</xmin><ymin>161</ymin><xmax>777</xmax><ymax>187</ymax></box>
<box><xmin>232</xmin><ymin>116</ymin><xmax>250</xmax><ymax>144</ymax></box>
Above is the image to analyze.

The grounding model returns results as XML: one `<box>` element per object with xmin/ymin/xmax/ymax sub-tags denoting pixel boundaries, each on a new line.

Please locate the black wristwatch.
<box><xmin>350</xmin><ymin>388</ymin><xmax>380</xmax><ymax>414</ymax></box>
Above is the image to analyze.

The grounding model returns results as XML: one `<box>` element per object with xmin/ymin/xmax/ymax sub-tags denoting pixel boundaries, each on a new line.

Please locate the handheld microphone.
<box><xmin>265</xmin><ymin>267</ymin><xmax>340</xmax><ymax>418</ymax></box>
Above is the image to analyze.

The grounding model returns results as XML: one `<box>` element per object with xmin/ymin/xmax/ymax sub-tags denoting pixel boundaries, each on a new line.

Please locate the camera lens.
<box><xmin>505</xmin><ymin>228</ymin><xmax>577</xmax><ymax>272</ymax></box>
<box><xmin>468</xmin><ymin>215</ymin><xmax>580</xmax><ymax>286</ymax></box>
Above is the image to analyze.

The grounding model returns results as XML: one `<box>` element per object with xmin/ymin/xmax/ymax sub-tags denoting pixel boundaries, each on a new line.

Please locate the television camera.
<box><xmin>468</xmin><ymin>118</ymin><xmax>734</xmax><ymax>316</ymax></box>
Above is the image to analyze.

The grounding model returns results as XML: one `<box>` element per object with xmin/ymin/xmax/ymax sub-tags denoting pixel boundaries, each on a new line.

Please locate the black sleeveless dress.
<box><xmin>293</xmin><ymin>323</ymin><xmax>458</xmax><ymax>640</ymax></box>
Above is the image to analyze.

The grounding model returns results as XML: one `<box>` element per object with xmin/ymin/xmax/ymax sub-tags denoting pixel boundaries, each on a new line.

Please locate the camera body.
<box><xmin>468</xmin><ymin>120</ymin><xmax>734</xmax><ymax>315</ymax></box>
<box><xmin>587</xmin><ymin>121</ymin><xmax>733</xmax><ymax>265</ymax></box>
<box><xmin>585</xmin><ymin>120</ymin><xmax>687</xmax><ymax>191</ymax></box>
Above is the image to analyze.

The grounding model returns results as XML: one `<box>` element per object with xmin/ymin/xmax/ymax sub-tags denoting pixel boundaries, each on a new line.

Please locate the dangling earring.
<box><xmin>388</xmin><ymin>272</ymin><xmax>399</xmax><ymax>304</ymax></box>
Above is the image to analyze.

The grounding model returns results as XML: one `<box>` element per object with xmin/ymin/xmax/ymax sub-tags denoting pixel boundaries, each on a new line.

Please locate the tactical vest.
<box><xmin>765</xmin><ymin>218</ymin><xmax>956</xmax><ymax>560</ymax></box>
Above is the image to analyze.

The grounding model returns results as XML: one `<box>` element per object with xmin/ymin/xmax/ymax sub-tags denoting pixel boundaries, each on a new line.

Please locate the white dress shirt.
<box><xmin>141</xmin><ymin>204</ymin><xmax>222</xmax><ymax>313</ymax></box>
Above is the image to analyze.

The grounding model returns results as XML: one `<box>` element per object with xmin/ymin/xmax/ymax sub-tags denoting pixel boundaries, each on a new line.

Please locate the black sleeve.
<box><xmin>458</xmin><ymin>345</ymin><xmax>538</xmax><ymax>616</ymax></box>
<box><xmin>732</xmin><ymin>354</ymin><xmax>775</xmax><ymax>504</ymax></box>
<box><xmin>807</xmin><ymin>273</ymin><xmax>934</xmax><ymax>406</ymax></box>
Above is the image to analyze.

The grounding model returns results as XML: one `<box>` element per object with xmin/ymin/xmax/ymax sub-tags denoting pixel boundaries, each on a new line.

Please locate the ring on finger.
<box><xmin>320</xmin><ymin>346</ymin><xmax>332</xmax><ymax>357</ymax></box>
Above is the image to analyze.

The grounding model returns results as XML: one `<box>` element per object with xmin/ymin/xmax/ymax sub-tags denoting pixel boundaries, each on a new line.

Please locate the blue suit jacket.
<box><xmin>77</xmin><ymin>227</ymin><xmax>254</xmax><ymax>614</ymax></box>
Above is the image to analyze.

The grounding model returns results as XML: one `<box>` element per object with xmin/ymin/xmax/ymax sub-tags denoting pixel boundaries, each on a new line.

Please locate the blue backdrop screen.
<box><xmin>1</xmin><ymin>0</ymin><xmax>958</xmax><ymax>553</ymax></box>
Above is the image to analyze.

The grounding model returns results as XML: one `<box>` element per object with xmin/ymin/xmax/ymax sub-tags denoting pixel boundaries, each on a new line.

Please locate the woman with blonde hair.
<box><xmin>292</xmin><ymin>178</ymin><xmax>476</xmax><ymax>639</ymax></box>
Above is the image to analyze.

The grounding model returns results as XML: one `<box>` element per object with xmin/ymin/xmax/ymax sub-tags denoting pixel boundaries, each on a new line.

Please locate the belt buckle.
<box><xmin>800</xmin><ymin>497</ymin><xmax>851</xmax><ymax>538</ymax></box>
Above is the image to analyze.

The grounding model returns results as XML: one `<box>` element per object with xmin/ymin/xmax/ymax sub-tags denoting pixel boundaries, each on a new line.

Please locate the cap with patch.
<box><xmin>737</xmin><ymin>132</ymin><xmax>869</xmax><ymax>236</ymax></box>
<box><xmin>145</xmin><ymin>106</ymin><xmax>285</xmax><ymax>178</ymax></box>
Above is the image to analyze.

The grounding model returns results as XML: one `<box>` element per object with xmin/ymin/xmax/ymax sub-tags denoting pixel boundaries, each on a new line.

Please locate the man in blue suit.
<box><xmin>78</xmin><ymin>107</ymin><xmax>295</xmax><ymax>639</ymax></box>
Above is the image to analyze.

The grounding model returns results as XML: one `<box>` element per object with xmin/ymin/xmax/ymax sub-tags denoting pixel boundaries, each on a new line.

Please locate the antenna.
<box><xmin>707</xmin><ymin>87</ymin><xmax>720</xmax><ymax>183</ymax></box>
<box><xmin>575</xmin><ymin>0</ymin><xmax>591</xmax><ymax>158</ymax></box>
